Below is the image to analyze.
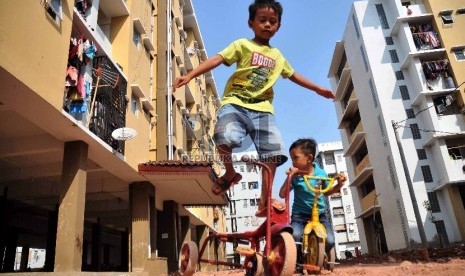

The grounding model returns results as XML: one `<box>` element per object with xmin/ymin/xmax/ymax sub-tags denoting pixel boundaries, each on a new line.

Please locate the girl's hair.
<box><xmin>248</xmin><ymin>0</ymin><xmax>283</xmax><ymax>24</ymax></box>
<box><xmin>289</xmin><ymin>138</ymin><xmax>317</xmax><ymax>156</ymax></box>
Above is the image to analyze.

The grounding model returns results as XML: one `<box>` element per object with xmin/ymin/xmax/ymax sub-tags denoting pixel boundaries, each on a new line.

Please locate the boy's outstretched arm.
<box><xmin>173</xmin><ymin>54</ymin><xmax>225</xmax><ymax>91</ymax></box>
<box><xmin>289</xmin><ymin>72</ymin><xmax>335</xmax><ymax>99</ymax></box>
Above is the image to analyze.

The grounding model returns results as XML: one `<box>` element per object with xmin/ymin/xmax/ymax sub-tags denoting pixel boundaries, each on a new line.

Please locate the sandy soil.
<box><xmin>191</xmin><ymin>244</ymin><xmax>465</xmax><ymax>275</ymax></box>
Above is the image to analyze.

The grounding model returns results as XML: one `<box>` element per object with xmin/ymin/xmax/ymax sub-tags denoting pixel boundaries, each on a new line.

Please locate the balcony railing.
<box><xmin>88</xmin><ymin>56</ymin><xmax>127</xmax><ymax>154</ymax></box>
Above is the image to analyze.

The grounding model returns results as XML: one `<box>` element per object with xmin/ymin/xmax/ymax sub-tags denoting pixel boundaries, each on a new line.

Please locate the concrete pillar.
<box><xmin>196</xmin><ymin>225</ymin><xmax>208</xmax><ymax>270</ymax></box>
<box><xmin>130</xmin><ymin>182</ymin><xmax>155</xmax><ymax>272</ymax></box>
<box><xmin>158</xmin><ymin>200</ymin><xmax>179</xmax><ymax>273</ymax></box>
<box><xmin>54</xmin><ymin>141</ymin><xmax>88</xmax><ymax>272</ymax></box>
<box><xmin>44</xmin><ymin>206</ymin><xmax>58</xmax><ymax>271</ymax></box>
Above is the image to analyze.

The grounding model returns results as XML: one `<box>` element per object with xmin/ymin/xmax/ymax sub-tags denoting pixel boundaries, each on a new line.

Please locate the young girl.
<box><xmin>279</xmin><ymin>138</ymin><xmax>346</xmax><ymax>268</ymax></box>
<box><xmin>173</xmin><ymin>0</ymin><xmax>334</xmax><ymax>217</ymax></box>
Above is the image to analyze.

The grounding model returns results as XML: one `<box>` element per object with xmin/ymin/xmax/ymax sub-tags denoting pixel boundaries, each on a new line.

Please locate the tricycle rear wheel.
<box><xmin>178</xmin><ymin>241</ymin><xmax>198</xmax><ymax>276</ymax></box>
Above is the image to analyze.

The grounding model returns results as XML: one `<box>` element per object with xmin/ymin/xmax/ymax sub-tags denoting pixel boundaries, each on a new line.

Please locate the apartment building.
<box><xmin>222</xmin><ymin>151</ymin><xmax>266</xmax><ymax>261</ymax></box>
<box><xmin>0</xmin><ymin>0</ymin><xmax>225</xmax><ymax>274</ymax></box>
<box><xmin>316</xmin><ymin>141</ymin><xmax>361</xmax><ymax>260</ymax></box>
<box><xmin>328</xmin><ymin>0</ymin><xmax>465</xmax><ymax>255</ymax></box>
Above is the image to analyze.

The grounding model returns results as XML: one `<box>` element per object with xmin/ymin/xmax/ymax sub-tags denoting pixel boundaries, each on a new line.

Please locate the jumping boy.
<box><xmin>173</xmin><ymin>0</ymin><xmax>334</xmax><ymax>217</ymax></box>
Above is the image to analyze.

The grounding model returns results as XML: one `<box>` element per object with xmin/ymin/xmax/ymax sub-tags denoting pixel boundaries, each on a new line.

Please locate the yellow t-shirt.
<box><xmin>218</xmin><ymin>38</ymin><xmax>294</xmax><ymax>114</ymax></box>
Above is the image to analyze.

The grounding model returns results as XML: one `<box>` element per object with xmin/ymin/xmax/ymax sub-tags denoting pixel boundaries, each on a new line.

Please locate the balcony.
<box><xmin>335</xmin><ymin>68</ymin><xmax>351</xmax><ymax>100</ymax></box>
<box><xmin>339</xmin><ymin>97</ymin><xmax>358</xmax><ymax>129</ymax></box>
<box><xmin>354</xmin><ymin>154</ymin><xmax>371</xmax><ymax>176</ymax></box>
<box><xmin>345</xmin><ymin>123</ymin><xmax>365</xmax><ymax>157</ymax></box>
<box><xmin>356</xmin><ymin>190</ymin><xmax>380</xmax><ymax>219</ymax></box>
<box><xmin>351</xmin><ymin>155</ymin><xmax>373</xmax><ymax>188</ymax></box>
<box><xmin>88</xmin><ymin>57</ymin><xmax>128</xmax><ymax>154</ymax></box>
<box><xmin>99</xmin><ymin>0</ymin><xmax>129</xmax><ymax>17</ymax></box>
<box><xmin>390</xmin><ymin>7</ymin><xmax>432</xmax><ymax>36</ymax></box>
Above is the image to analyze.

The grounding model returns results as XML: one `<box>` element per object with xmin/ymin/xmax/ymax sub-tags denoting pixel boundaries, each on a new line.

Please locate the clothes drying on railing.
<box><xmin>412</xmin><ymin>31</ymin><xmax>440</xmax><ymax>50</ymax></box>
<box><xmin>422</xmin><ymin>59</ymin><xmax>449</xmax><ymax>80</ymax></box>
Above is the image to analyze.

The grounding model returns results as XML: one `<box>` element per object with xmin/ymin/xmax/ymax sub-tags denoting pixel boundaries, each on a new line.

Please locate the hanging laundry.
<box><xmin>69</xmin><ymin>99</ymin><xmax>87</xmax><ymax>114</ymax></box>
<box><xmin>65</xmin><ymin>65</ymin><xmax>78</xmax><ymax>86</ymax></box>
<box><xmin>77</xmin><ymin>74</ymin><xmax>86</xmax><ymax>98</ymax></box>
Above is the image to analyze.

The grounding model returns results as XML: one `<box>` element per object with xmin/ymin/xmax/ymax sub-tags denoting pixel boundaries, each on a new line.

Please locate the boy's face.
<box><xmin>290</xmin><ymin>147</ymin><xmax>313</xmax><ymax>170</ymax></box>
<box><xmin>248</xmin><ymin>7</ymin><xmax>280</xmax><ymax>43</ymax></box>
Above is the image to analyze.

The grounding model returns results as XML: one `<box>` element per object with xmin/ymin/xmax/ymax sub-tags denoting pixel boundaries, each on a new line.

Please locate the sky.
<box><xmin>190</xmin><ymin>0</ymin><xmax>358</xmax><ymax>196</ymax></box>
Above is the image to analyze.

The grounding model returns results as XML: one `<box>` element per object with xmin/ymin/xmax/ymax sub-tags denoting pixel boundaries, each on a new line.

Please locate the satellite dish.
<box><xmin>111</xmin><ymin>127</ymin><xmax>137</xmax><ymax>141</ymax></box>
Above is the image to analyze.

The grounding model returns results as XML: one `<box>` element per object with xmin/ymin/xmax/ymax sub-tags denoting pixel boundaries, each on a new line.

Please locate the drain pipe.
<box><xmin>167</xmin><ymin>0</ymin><xmax>173</xmax><ymax>159</ymax></box>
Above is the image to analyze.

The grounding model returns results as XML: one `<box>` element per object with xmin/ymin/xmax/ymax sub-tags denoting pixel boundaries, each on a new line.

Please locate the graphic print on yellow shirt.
<box><xmin>218</xmin><ymin>39</ymin><xmax>294</xmax><ymax>114</ymax></box>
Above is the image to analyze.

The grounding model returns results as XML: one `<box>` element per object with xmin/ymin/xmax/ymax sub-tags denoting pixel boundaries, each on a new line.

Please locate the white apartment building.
<box><xmin>223</xmin><ymin>151</ymin><xmax>266</xmax><ymax>260</ymax></box>
<box><xmin>328</xmin><ymin>0</ymin><xmax>465</xmax><ymax>255</ymax></box>
<box><xmin>316</xmin><ymin>141</ymin><xmax>361</xmax><ymax>259</ymax></box>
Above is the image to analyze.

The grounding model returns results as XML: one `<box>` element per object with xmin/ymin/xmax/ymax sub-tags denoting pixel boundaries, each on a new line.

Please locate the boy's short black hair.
<box><xmin>289</xmin><ymin>138</ymin><xmax>317</xmax><ymax>156</ymax></box>
<box><xmin>249</xmin><ymin>0</ymin><xmax>283</xmax><ymax>24</ymax></box>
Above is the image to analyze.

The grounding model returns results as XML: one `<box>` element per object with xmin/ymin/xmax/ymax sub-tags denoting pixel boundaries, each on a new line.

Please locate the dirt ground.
<box><xmin>191</xmin><ymin>244</ymin><xmax>465</xmax><ymax>275</ymax></box>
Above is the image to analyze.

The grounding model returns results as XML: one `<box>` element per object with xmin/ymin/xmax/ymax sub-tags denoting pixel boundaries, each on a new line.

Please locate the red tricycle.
<box><xmin>178</xmin><ymin>156</ymin><xmax>297</xmax><ymax>275</ymax></box>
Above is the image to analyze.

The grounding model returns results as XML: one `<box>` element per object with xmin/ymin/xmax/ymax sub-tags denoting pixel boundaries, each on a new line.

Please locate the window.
<box><xmin>325</xmin><ymin>155</ymin><xmax>335</xmax><ymax>165</ymax></box>
<box><xmin>400</xmin><ymin>85</ymin><xmax>410</xmax><ymax>100</ymax></box>
<box><xmin>250</xmin><ymin>199</ymin><xmax>256</xmax><ymax>206</ymax></box>
<box><xmin>333</xmin><ymin>207</ymin><xmax>344</xmax><ymax>216</ymax></box>
<box><xmin>131</xmin><ymin>93</ymin><xmax>139</xmax><ymax>117</ymax></box>
<box><xmin>240</xmin><ymin>166</ymin><xmax>245</xmax><ymax>172</ymax></box>
<box><xmin>377</xmin><ymin>115</ymin><xmax>387</xmax><ymax>146</ymax></box>
<box><xmin>440</xmin><ymin>10</ymin><xmax>454</xmax><ymax>25</ymax></box>
<box><xmin>417</xmin><ymin>149</ymin><xmax>427</xmax><ymax>160</ymax></box>
<box><xmin>352</xmin><ymin>13</ymin><xmax>360</xmax><ymax>39</ymax></box>
<box><xmin>243</xmin><ymin>199</ymin><xmax>248</xmax><ymax>208</ymax></box>
<box><xmin>457</xmin><ymin>8</ymin><xmax>465</xmax><ymax>15</ymax></box>
<box><xmin>376</xmin><ymin>4</ymin><xmax>390</xmax><ymax>29</ymax></box>
<box><xmin>385</xmin><ymin>36</ymin><xmax>394</xmax><ymax>45</ymax></box>
<box><xmin>44</xmin><ymin>0</ymin><xmax>62</xmax><ymax>23</ymax></box>
<box><xmin>334</xmin><ymin>224</ymin><xmax>347</xmax><ymax>232</ymax></box>
<box><xmin>345</xmin><ymin>205</ymin><xmax>352</xmax><ymax>214</ymax></box>
<box><xmin>421</xmin><ymin>165</ymin><xmax>433</xmax><ymax>182</ymax></box>
<box><xmin>406</xmin><ymin>108</ymin><xmax>415</xmax><ymax>119</ymax></box>
<box><xmin>395</xmin><ymin>71</ymin><xmax>405</xmax><ymax>80</ymax></box>
<box><xmin>248</xmin><ymin>181</ymin><xmax>259</xmax><ymax>189</ymax></box>
<box><xmin>231</xmin><ymin>218</ymin><xmax>237</xmax><ymax>232</ymax></box>
<box><xmin>369</xmin><ymin>79</ymin><xmax>379</xmax><ymax>108</ymax></box>
<box><xmin>241</xmin><ymin>182</ymin><xmax>246</xmax><ymax>190</ymax></box>
<box><xmin>360</xmin><ymin>46</ymin><xmax>369</xmax><ymax>72</ymax></box>
<box><xmin>410</xmin><ymin>123</ymin><xmax>421</xmax><ymax>139</ymax></box>
<box><xmin>133</xmin><ymin>27</ymin><xmax>140</xmax><ymax>48</ymax></box>
<box><xmin>452</xmin><ymin>48</ymin><xmax>465</xmax><ymax>61</ymax></box>
<box><xmin>427</xmin><ymin>192</ymin><xmax>441</xmax><ymax>212</ymax></box>
<box><xmin>343</xmin><ymin>188</ymin><xmax>348</xmax><ymax>195</ymax></box>
<box><xmin>387</xmin><ymin>156</ymin><xmax>398</xmax><ymax>189</ymax></box>
<box><xmin>389</xmin><ymin>50</ymin><xmax>399</xmax><ymax>63</ymax></box>
<box><xmin>229</xmin><ymin>200</ymin><xmax>236</xmax><ymax>215</ymax></box>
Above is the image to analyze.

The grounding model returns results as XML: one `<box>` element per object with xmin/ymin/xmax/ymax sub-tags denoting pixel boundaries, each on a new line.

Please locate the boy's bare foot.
<box><xmin>212</xmin><ymin>173</ymin><xmax>242</xmax><ymax>195</ymax></box>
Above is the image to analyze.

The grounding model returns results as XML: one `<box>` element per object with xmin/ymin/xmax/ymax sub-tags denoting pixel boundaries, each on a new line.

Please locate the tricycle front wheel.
<box><xmin>304</xmin><ymin>232</ymin><xmax>325</xmax><ymax>274</ymax></box>
<box><xmin>266</xmin><ymin>231</ymin><xmax>296</xmax><ymax>276</ymax></box>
